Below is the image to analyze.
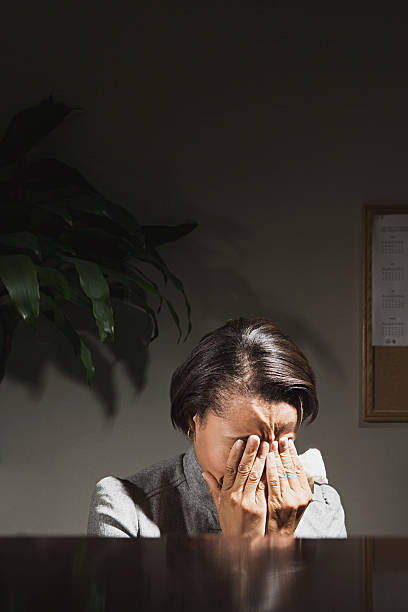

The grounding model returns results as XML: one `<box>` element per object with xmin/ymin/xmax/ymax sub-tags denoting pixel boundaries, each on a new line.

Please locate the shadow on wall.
<box><xmin>4</xmin><ymin>301</ymin><xmax>151</xmax><ymax>418</ymax></box>
<box><xmin>160</xmin><ymin>204</ymin><xmax>347</xmax><ymax>383</ymax></box>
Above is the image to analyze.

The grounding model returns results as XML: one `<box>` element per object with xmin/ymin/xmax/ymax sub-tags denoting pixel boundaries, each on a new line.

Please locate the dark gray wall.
<box><xmin>1</xmin><ymin>4</ymin><xmax>408</xmax><ymax>535</ymax></box>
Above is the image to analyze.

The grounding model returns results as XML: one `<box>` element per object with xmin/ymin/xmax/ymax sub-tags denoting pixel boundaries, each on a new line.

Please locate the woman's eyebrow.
<box><xmin>229</xmin><ymin>422</ymin><xmax>296</xmax><ymax>441</ymax></box>
<box><xmin>259</xmin><ymin>423</ymin><xmax>297</xmax><ymax>441</ymax></box>
<box><xmin>274</xmin><ymin>423</ymin><xmax>296</xmax><ymax>434</ymax></box>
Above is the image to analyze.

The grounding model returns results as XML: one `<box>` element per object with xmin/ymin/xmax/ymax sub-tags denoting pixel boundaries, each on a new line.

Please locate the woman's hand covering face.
<box><xmin>202</xmin><ymin>436</ymin><xmax>313</xmax><ymax>537</ymax></box>
<box><xmin>202</xmin><ymin>435</ymin><xmax>269</xmax><ymax>537</ymax></box>
<box><xmin>265</xmin><ymin>438</ymin><xmax>313</xmax><ymax>535</ymax></box>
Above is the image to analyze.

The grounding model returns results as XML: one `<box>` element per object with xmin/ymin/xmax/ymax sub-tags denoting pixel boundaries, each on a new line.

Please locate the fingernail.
<box><xmin>288</xmin><ymin>439</ymin><xmax>295</xmax><ymax>448</ymax></box>
<box><xmin>201</xmin><ymin>473</ymin><xmax>207</xmax><ymax>483</ymax></box>
<box><xmin>281</xmin><ymin>437</ymin><xmax>288</xmax><ymax>450</ymax></box>
<box><xmin>272</xmin><ymin>441</ymin><xmax>279</xmax><ymax>452</ymax></box>
<box><xmin>248</xmin><ymin>435</ymin><xmax>258</xmax><ymax>450</ymax></box>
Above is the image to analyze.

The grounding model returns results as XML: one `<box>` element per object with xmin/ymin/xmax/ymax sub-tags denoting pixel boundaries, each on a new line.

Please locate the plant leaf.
<box><xmin>0</xmin><ymin>306</ymin><xmax>20</xmax><ymax>383</ymax></box>
<box><xmin>0</xmin><ymin>179</ymin><xmax>21</xmax><ymax>206</ymax></box>
<box><xmin>0</xmin><ymin>96</ymin><xmax>78</xmax><ymax>167</ymax></box>
<box><xmin>136</xmin><ymin>246</ymin><xmax>192</xmax><ymax>340</ymax></box>
<box><xmin>129</xmin><ymin>264</ymin><xmax>163</xmax><ymax>313</ymax></box>
<box><xmin>64</xmin><ymin>257</ymin><xmax>114</xmax><ymax>341</ymax></box>
<box><xmin>117</xmin><ymin>295</ymin><xmax>159</xmax><ymax>343</ymax></box>
<box><xmin>164</xmin><ymin>298</ymin><xmax>182</xmax><ymax>343</ymax></box>
<box><xmin>57</xmin><ymin>227</ymin><xmax>135</xmax><ymax>264</ymax></box>
<box><xmin>37</xmin><ymin>202</ymin><xmax>73</xmax><ymax>226</ymax></box>
<box><xmin>17</xmin><ymin>158</ymin><xmax>93</xmax><ymax>192</ymax></box>
<box><xmin>142</xmin><ymin>223</ymin><xmax>197</xmax><ymax>247</ymax></box>
<box><xmin>37</xmin><ymin>266</ymin><xmax>71</xmax><ymax>300</ymax></box>
<box><xmin>0</xmin><ymin>232</ymin><xmax>42</xmax><ymax>260</ymax></box>
<box><xmin>117</xmin><ymin>264</ymin><xmax>163</xmax><ymax>313</ymax></box>
<box><xmin>18</xmin><ymin>157</ymin><xmax>144</xmax><ymax>243</ymax></box>
<box><xmin>54</xmin><ymin>267</ymin><xmax>90</xmax><ymax>308</ymax></box>
<box><xmin>0</xmin><ymin>255</ymin><xmax>40</xmax><ymax>321</ymax></box>
<box><xmin>102</xmin><ymin>267</ymin><xmax>159</xmax><ymax>342</ymax></box>
<box><xmin>40</xmin><ymin>293</ymin><xmax>95</xmax><ymax>383</ymax></box>
<box><xmin>67</xmin><ymin>193</ymin><xmax>145</xmax><ymax>245</ymax></box>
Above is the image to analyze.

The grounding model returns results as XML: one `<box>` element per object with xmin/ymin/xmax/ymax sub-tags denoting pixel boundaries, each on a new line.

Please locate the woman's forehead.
<box><xmin>219</xmin><ymin>395</ymin><xmax>298</xmax><ymax>430</ymax></box>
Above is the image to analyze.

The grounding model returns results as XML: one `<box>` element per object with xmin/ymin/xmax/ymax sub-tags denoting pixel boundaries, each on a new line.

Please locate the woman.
<box><xmin>87</xmin><ymin>318</ymin><xmax>347</xmax><ymax>538</ymax></box>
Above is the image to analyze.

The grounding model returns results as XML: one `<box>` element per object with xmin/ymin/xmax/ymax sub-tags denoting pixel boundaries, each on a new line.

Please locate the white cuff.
<box><xmin>298</xmin><ymin>448</ymin><xmax>328</xmax><ymax>484</ymax></box>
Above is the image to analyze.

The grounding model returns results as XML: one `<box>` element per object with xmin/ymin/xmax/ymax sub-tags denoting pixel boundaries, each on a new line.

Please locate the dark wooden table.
<box><xmin>0</xmin><ymin>536</ymin><xmax>406</xmax><ymax>611</ymax></box>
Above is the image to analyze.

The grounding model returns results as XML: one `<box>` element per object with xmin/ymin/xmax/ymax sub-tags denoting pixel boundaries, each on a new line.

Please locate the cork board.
<box><xmin>362</xmin><ymin>205</ymin><xmax>408</xmax><ymax>421</ymax></box>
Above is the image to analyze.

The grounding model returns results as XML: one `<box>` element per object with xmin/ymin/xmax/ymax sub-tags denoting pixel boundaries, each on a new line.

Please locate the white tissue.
<box><xmin>298</xmin><ymin>448</ymin><xmax>328</xmax><ymax>485</ymax></box>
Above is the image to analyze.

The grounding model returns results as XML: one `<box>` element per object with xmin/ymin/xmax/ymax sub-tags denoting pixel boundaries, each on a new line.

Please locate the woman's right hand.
<box><xmin>202</xmin><ymin>435</ymin><xmax>270</xmax><ymax>537</ymax></box>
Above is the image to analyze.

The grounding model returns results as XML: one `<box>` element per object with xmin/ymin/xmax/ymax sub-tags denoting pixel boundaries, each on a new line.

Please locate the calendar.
<box><xmin>372</xmin><ymin>214</ymin><xmax>408</xmax><ymax>345</ymax></box>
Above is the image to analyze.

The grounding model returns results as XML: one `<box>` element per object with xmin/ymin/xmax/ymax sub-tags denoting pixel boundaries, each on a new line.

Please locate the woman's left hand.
<box><xmin>265</xmin><ymin>437</ymin><xmax>313</xmax><ymax>536</ymax></box>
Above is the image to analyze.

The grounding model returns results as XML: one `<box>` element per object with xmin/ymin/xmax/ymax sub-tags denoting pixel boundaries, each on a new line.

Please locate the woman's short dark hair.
<box><xmin>170</xmin><ymin>317</ymin><xmax>319</xmax><ymax>435</ymax></box>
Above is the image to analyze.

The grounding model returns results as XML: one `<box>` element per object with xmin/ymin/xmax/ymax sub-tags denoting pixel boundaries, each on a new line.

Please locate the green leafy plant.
<box><xmin>0</xmin><ymin>96</ymin><xmax>196</xmax><ymax>384</ymax></box>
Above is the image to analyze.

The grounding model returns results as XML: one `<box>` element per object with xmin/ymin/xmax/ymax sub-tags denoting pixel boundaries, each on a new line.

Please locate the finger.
<box><xmin>278</xmin><ymin>437</ymin><xmax>300</xmax><ymax>491</ymax></box>
<box><xmin>266</xmin><ymin>451</ymin><xmax>281</xmax><ymax>499</ymax></box>
<box><xmin>259</xmin><ymin>470</ymin><xmax>268</xmax><ymax>495</ymax></box>
<box><xmin>202</xmin><ymin>471</ymin><xmax>221</xmax><ymax>510</ymax></box>
<box><xmin>231</xmin><ymin>435</ymin><xmax>261</xmax><ymax>494</ymax></box>
<box><xmin>288</xmin><ymin>439</ymin><xmax>311</xmax><ymax>491</ymax></box>
<box><xmin>243</xmin><ymin>440</ymin><xmax>269</xmax><ymax>496</ymax></box>
<box><xmin>272</xmin><ymin>440</ymin><xmax>292</xmax><ymax>496</ymax></box>
<box><xmin>222</xmin><ymin>438</ymin><xmax>246</xmax><ymax>490</ymax></box>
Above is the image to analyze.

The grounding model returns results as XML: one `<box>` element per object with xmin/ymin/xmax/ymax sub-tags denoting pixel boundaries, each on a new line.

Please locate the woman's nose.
<box><xmin>263</xmin><ymin>435</ymin><xmax>275</xmax><ymax>447</ymax></box>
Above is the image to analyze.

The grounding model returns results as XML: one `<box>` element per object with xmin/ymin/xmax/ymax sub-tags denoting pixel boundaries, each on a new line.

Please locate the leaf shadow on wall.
<box><xmin>3</xmin><ymin>301</ymin><xmax>152</xmax><ymax>418</ymax></box>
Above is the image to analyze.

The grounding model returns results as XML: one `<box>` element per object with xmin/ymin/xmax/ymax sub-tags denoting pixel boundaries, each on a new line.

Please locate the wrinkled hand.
<box><xmin>265</xmin><ymin>438</ymin><xmax>313</xmax><ymax>536</ymax></box>
<box><xmin>202</xmin><ymin>435</ymin><xmax>269</xmax><ymax>536</ymax></box>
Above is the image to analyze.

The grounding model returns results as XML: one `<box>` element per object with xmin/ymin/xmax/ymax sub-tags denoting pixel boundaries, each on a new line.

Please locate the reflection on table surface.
<box><xmin>0</xmin><ymin>536</ymin><xmax>406</xmax><ymax>611</ymax></box>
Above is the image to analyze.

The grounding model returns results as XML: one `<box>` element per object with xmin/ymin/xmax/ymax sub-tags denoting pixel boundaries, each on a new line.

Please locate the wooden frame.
<box><xmin>362</xmin><ymin>205</ymin><xmax>408</xmax><ymax>421</ymax></box>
